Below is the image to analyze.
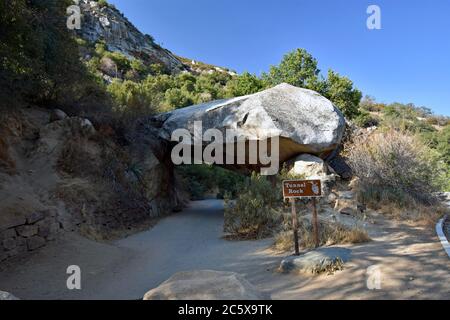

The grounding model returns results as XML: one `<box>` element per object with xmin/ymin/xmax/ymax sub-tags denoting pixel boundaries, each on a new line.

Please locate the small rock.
<box><xmin>280</xmin><ymin>247</ymin><xmax>352</xmax><ymax>274</ymax></box>
<box><xmin>26</xmin><ymin>236</ymin><xmax>46</xmax><ymax>251</ymax></box>
<box><xmin>36</xmin><ymin>218</ymin><xmax>59</xmax><ymax>239</ymax></box>
<box><xmin>338</xmin><ymin>191</ymin><xmax>355</xmax><ymax>199</ymax></box>
<box><xmin>327</xmin><ymin>192</ymin><xmax>338</xmax><ymax>204</ymax></box>
<box><xmin>81</xmin><ymin>118</ymin><xmax>96</xmax><ymax>135</ymax></box>
<box><xmin>334</xmin><ymin>198</ymin><xmax>358</xmax><ymax>216</ymax></box>
<box><xmin>0</xmin><ymin>229</ymin><xmax>17</xmax><ymax>240</ymax></box>
<box><xmin>348</xmin><ymin>177</ymin><xmax>359</xmax><ymax>190</ymax></box>
<box><xmin>0</xmin><ymin>291</ymin><xmax>19</xmax><ymax>300</ymax></box>
<box><xmin>16</xmin><ymin>225</ymin><xmax>38</xmax><ymax>238</ymax></box>
<box><xmin>2</xmin><ymin>238</ymin><xmax>17</xmax><ymax>251</ymax></box>
<box><xmin>26</xmin><ymin>211</ymin><xmax>45</xmax><ymax>224</ymax></box>
<box><xmin>49</xmin><ymin>109</ymin><xmax>68</xmax><ymax>122</ymax></box>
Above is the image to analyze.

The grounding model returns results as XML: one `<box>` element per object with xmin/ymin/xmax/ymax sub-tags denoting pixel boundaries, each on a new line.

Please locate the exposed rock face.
<box><xmin>155</xmin><ymin>84</ymin><xmax>346</xmax><ymax>174</ymax></box>
<box><xmin>0</xmin><ymin>107</ymin><xmax>186</xmax><ymax>262</ymax></box>
<box><xmin>143</xmin><ymin>270</ymin><xmax>268</xmax><ymax>300</ymax></box>
<box><xmin>78</xmin><ymin>0</ymin><xmax>186</xmax><ymax>73</ymax></box>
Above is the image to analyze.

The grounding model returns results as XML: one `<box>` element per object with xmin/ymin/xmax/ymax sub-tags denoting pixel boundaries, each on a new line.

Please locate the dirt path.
<box><xmin>0</xmin><ymin>200</ymin><xmax>448</xmax><ymax>300</ymax></box>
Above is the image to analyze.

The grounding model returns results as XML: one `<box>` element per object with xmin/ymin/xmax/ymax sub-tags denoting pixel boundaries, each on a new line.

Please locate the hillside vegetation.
<box><xmin>1</xmin><ymin>0</ymin><xmax>449</xmax><ymax>217</ymax></box>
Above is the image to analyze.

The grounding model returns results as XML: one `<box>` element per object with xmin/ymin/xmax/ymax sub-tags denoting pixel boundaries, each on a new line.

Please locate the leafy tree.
<box><xmin>225</xmin><ymin>72</ymin><xmax>265</xmax><ymax>97</ymax></box>
<box><xmin>354</xmin><ymin>110</ymin><xmax>380</xmax><ymax>128</ymax></box>
<box><xmin>323</xmin><ymin>70</ymin><xmax>362</xmax><ymax>119</ymax></box>
<box><xmin>0</xmin><ymin>0</ymin><xmax>108</xmax><ymax>110</ymax></box>
<box><xmin>164</xmin><ymin>88</ymin><xmax>194</xmax><ymax>109</ymax></box>
<box><xmin>262</xmin><ymin>49</ymin><xmax>321</xmax><ymax>90</ymax></box>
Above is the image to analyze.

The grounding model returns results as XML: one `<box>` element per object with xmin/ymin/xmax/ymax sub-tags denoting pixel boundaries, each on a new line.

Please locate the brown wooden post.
<box><xmin>291</xmin><ymin>198</ymin><xmax>300</xmax><ymax>256</ymax></box>
<box><xmin>312</xmin><ymin>197</ymin><xmax>319</xmax><ymax>248</ymax></box>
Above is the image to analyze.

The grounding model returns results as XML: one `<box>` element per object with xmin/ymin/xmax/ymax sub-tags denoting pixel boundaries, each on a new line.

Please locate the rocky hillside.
<box><xmin>76</xmin><ymin>0</ymin><xmax>235</xmax><ymax>77</ymax></box>
<box><xmin>0</xmin><ymin>107</ymin><xmax>187</xmax><ymax>263</ymax></box>
<box><xmin>77</xmin><ymin>0</ymin><xmax>186</xmax><ymax>74</ymax></box>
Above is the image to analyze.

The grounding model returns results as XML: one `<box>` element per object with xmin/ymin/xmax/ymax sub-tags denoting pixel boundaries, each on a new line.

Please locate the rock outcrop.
<box><xmin>77</xmin><ymin>0</ymin><xmax>186</xmax><ymax>74</ymax></box>
<box><xmin>155</xmin><ymin>83</ymin><xmax>346</xmax><ymax>174</ymax></box>
<box><xmin>143</xmin><ymin>270</ymin><xmax>268</xmax><ymax>300</ymax></box>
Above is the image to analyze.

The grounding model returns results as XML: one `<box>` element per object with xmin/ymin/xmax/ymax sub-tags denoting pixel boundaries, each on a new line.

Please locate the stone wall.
<box><xmin>0</xmin><ymin>209</ymin><xmax>61</xmax><ymax>263</ymax></box>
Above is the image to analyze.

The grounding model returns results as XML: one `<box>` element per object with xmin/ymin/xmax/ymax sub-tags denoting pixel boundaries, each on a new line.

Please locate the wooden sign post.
<box><xmin>283</xmin><ymin>179</ymin><xmax>322</xmax><ymax>255</ymax></box>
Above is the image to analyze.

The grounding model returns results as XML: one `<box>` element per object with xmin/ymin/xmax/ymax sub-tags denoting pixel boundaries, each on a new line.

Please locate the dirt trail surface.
<box><xmin>0</xmin><ymin>200</ymin><xmax>448</xmax><ymax>300</ymax></box>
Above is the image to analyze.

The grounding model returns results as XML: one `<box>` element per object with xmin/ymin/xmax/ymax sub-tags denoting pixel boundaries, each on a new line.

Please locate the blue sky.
<box><xmin>108</xmin><ymin>0</ymin><xmax>450</xmax><ymax>116</ymax></box>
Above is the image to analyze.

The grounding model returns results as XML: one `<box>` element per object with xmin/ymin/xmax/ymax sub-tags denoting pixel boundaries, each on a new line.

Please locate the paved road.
<box><xmin>0</xmin><ymin>200</ymin><xmax>449</xmax><ymax>300</ymax></box>
<box><xmin>0</xmin><ymin>200</ymin><xmax>276</xmax><ymax>299</ymax></box>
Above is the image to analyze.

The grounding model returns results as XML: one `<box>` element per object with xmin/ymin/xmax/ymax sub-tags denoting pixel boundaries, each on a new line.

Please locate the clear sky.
<box><xmin>108</xmin><ymin>0</ymin><xmax>450</xmax><ymax>116</ymax></box>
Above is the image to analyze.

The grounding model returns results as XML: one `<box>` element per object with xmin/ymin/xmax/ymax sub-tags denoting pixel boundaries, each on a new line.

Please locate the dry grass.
<box><xmin>377</xmin><ymin>202</ymin><xmax>450</xmax><ymax>228</ymax></box>
<box><xmin>274</xmin><ymin>218</ymin><xmax>371</xmax><ymax>252</ymax></box>
<box><xmin>347</xmin><ymin>129</ymin><xmax>443</xmax><ymax>207</ymax></box>
<box><xmin>57</xmin><ymin>137</ymin><xmax>103</xmax><ymax>178</ymax></box>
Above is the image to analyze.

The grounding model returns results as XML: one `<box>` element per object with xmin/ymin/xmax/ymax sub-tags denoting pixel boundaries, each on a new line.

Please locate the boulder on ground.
<box><xmin>49</xmin><ymin>109</ymin><xmax>68</xmax><ymax>123</ymax></box>
<box><xmin>143</xmin><ymin>270</ymin><xmax>268</xmax><ymax>300</ymax></box>
<box><xmin>288</xmin><ymin>154</ymin><xmax>328</xmax><ymax>178</ymax></box>
<box><xmin>328</xmin><ymin>155</ymin><xmax>352</xmax><ymax>180</ymax></box>
<box><xmin>334</xmin><ymin>191</ymin><xmax>366</xmax><ymax>216</ymax></box>
<box><xmin>154</xmin><ymin>83</ymin><xmax>346</xmax><ymax>173</ymax></box>
<box><xmin>0</xmin><ymin>291</ymin><xmax>19</xmax><ymax>300</ymax></box>
<box><xmin>288</xmin><ymin>154</ymin><xmax>337</xmax><ymax>196</ymax></box>
<box><xmin>280</xmin><ymin>247</ymin><xmax>351</xmax><ymax>274</ymax></box>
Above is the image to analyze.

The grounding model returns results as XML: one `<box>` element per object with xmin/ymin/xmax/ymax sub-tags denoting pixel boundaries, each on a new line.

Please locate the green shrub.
<box><xmin>97</xmin><ymin>0</ymin><xmax>109</xmax><ymax>8</ymax></box>
<box><xmin>225</xmin><ymin>72</ymin><xmax>265</xmax><ymax>97</ymax></box>
<box><xmin>354</xmin><ymin>110</ymin><xmax>380</xmax><ymax>128</ymax></box>
<box><xmin>0</xmin><ymin>0</ymin><xmax>108</xmax><ymax>109</ymax></box>
<box><xmin>177</xmin><ymin>165</ymin><xmax>245</xmax><ymax>200</ymax></box>
<box><xmin>224</xmin><ymin>173</ymin><xmax>283</xmax><ymax>239</ymax></box>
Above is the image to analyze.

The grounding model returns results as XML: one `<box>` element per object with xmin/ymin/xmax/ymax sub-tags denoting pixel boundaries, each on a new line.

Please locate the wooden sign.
<box><xmin>282</xmin><ymin>179</ymin><xmax>323</xmax><ymax>255</ymax></box>
<box><xmin>282</xmin><ymin>179</ymin><xmax>322</xmax><ymax>199</ymax></box>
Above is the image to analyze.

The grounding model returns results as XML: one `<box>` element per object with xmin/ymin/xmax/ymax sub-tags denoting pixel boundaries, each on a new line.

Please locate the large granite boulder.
<box><xmin>154</xmin><ymin>84</ymin><xmax>346</xmax><ymax>174</ymax></box>
<box><xmin>143</xmin><ymin>270</ymin><xmax>268</xmax><ymax>300</ymax></box>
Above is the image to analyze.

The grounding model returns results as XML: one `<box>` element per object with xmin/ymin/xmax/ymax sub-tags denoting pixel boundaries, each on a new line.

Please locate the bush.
<box><xmin>347</xmin><ymin>129</ymin><xmax>444</xmax><ymax>207</ymax></box>
<box><xmin>354</xmin><ymin>110</ymin><xmax>380</xmax><ymax>128</ymax></box>
<box><xmin>224</xmin><ymin>173</ymin><xmax>282</xmax><ymax>239</ymax></box>
<box><xmin>359</xmin><ymin>96</ymin><xmax>386</xmax><ymax>112</ymax></box>
<box><xmin>225</xmin><ymin>72</ymin><xmax>265</xmax><ymax>97</ymax></box>
<box><xmin>97</xmin><ymin>0</ymin><xmax>109</xmax><ymax>8</ymax></box>
<box><xmin>177</xmin><ymin>165</ymin><xmax>245</xmax><ymax>200</ymax></box>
